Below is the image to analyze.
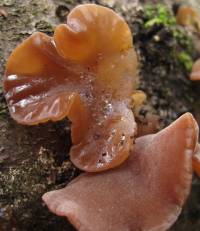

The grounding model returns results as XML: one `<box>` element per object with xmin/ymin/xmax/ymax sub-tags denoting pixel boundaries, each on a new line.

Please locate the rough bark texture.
<box><xmin>0</xmin><ymin>0</ymin><xmax>200</xmax><ymax>231</ymax></box>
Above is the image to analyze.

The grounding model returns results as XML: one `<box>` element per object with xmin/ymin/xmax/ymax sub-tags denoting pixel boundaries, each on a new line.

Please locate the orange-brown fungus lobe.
<box><xmin>190</xmin><ymin>59</ymin><xmax>200</xmax><ymax>81</ymax></box>
<box><xmin>193</xmin><ymin>143</ymin><xmax>200</xmax><ymax>176</ymax></box>
<box><xmin>43</xmin><ymin>113</ymin><xmax>199</xmax><ymax>231</ymax></box>
<box><xmin>3</xmin><ymin>4</ymin><xmax>138</xmax><ymax>172</ymax></box>
<box><xmin>176</xmin><ymin>6</ymin><xmax>200</xmax><ymax>31</ymax></box>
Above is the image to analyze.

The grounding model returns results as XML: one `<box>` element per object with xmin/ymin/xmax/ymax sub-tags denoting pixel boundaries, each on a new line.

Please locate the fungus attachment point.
<box><xmin>43</xmin><ymin>113</ymin><xmax>199</xmax><ymax>231</ymax></box>
<box><xmin>190</xmin><ymin>59</ymin><xmax>200</xmax><ymax>81</ymax></box>
<box><xmin>3</xmin><ymin>4</ymin><xmax>138</xmax><ymax>172</ymax></box>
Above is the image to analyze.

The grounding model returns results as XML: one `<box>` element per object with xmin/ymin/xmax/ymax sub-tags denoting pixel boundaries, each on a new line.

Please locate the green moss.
<box><xmin>178</xmin><ymin>51</ymin><xmax>193</xmax><ymax>71</ymax></box>
<box><xmin>173</xmin><ymin>28</ymin><xmax>193</xmax><ymax>52</ymax></box>
<box><xmin>142</xmin><ymin>4</ymin><xmax>194</xmax><ymax>73</ymax></box>
<box><xmin>143</xmin><ymin>4</ymin><xmax>193</xmax><ymax>51</ymax></box>
<box><xmin>144</xmin><ymin>4</ymin><xmax>176</xmax><ymax>28</ymax></box>
<box><xmin>173</xmin><ymin>28</ymin><xmax>194</xmax><ymax>72</ymax></box>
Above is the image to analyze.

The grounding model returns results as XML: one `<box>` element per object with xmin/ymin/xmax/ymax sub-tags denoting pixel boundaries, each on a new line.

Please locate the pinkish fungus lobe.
<box><xmin>43</xmin><ymin>113</ymin><xmax>199</xmax><ymax>231</ymax></box>
<box><xmin>193</xmin><ymin>143</ymin><xmax>200</xmax><ymax>176</ymax></box>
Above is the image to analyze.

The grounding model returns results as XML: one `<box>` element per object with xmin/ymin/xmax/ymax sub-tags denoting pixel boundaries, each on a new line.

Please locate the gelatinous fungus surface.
<box><xmin>193</xmin><ymin>143</ymin><xmax>200</xmax><ymax>176</ymax></box>
<box><xmin>43</xmin><ymin>113</ymin><xmax>199</xmax><ymax>231</ymax></box>
<box><xmin>190</xmin><ymin>59</ymin><xmax>200</xmax><ymax>81</ymax></box>
<box><xmin>3</xmin><ymin>4</ymin><xmax>138</xmax><ymax>172</ymax></box>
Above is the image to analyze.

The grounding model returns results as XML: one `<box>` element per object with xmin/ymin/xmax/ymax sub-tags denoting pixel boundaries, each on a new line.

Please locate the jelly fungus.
<box><xmin>190</xmin><ymin>59</ymin><xmax>200</xmax><ymax>81</ymax></box>
<box><xmin>193</xmin><ymin>143</ymin><xmax>200</xmax><ymax>177</ymax></box>
<box><xmin>176</xmin><ymin>5</ymin><xmax>200</xmax><ymax>31</ymax></box>
<box><xmin>132</xmin><ymin>90</ymin><xmax>146</xmax><ymax>108</ymax></box>
<box><xmin>3</xmin><ymin>4</ymin><xmax>138</xmax><ymax>172</ymax></box>
<box><xmin>43</xmin><ymin>113</ymin><xmax>198</xmax><ymax>231</ymax></box>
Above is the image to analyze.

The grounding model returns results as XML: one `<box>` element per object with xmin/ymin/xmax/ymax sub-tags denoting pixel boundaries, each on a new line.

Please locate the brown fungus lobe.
<box><xmin>3</xmin><ymin>4</ymin><xmax>138</xmax><ymax>172</ymax></box>
<box><xmin>43</xmin><ymin>113</ymin><xmax>199</xmax><ymax>231</ymax></box>
<box><xmin>176</xmin><ymin>5</ymin><xmax>200</xmax><ymax>31</ymax></box>
<box><xmin>193</xmin><ymin>143</ymin><xmax>200</xmax><ymax>176</ymax></box>
<box><xmin>190</xmin><ymin>58</ymin><xmax>200</xmax><ymax>81</ymax></box>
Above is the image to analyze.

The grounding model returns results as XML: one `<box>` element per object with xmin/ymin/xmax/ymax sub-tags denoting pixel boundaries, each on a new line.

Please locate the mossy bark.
<box><xmin>0</xmin><ymin>0</ymin><xmax>200</xmax><ymax>231</ymax></box>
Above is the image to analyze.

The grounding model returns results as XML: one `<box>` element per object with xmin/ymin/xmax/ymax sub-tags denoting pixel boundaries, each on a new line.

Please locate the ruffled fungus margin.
<box><xmin>3</xmin><ymin>4</ymin><xmax>138</xmax><ymax>172</ymax></box>
<box><xmin>43</xmin><ymin>113</ymin><xmax>199</xmax><ymax>231</ymax></box>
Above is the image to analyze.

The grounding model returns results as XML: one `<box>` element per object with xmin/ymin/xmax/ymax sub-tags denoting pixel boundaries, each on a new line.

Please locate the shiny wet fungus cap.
<box><xmin>54</xmin><ymin>4</ymin><xmax>132</xmax><ymax>63</ymax></box>
<box><xmin>43</xmin><ymin>113</ymin><xmax>199</xmax><ymax>231</ymax></box>
<box><xmin>3</xmin><ymin>4</ymin><xmax>138</xmax><ymax>172</ymax></box>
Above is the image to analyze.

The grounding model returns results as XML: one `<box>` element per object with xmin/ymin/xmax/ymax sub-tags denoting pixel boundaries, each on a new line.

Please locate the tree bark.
<box><xmin>0</xmin><ymin>0</ymin><xmax>200</xmax><ymax>230</ymax></box>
